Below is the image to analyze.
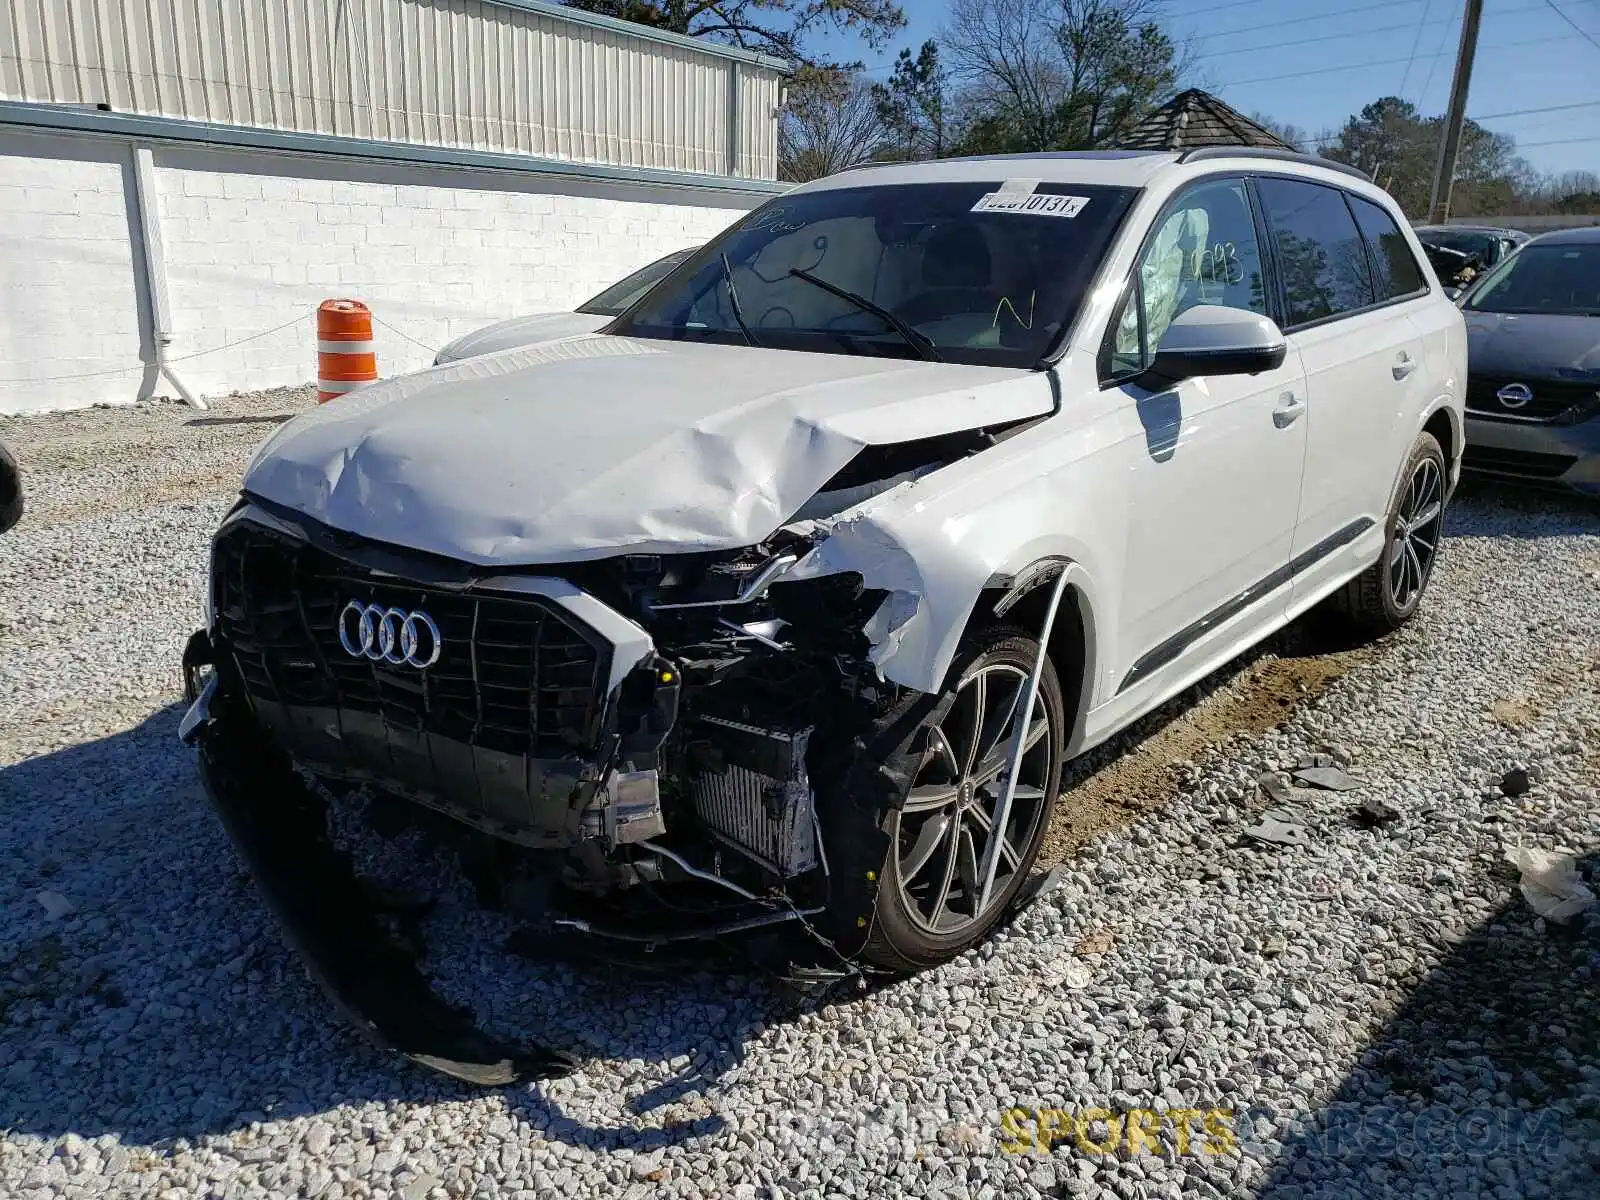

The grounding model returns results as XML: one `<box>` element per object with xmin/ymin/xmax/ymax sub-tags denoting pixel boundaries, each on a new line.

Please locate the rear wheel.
<box><xmin>827</xmin><ymin>628</ymin><xmax>1064</xmax><ymax>973</ymax></box>
<box><xmin>1329</xmin><ymin>431</ymin><xmax>1446</xmax><ymax>634</ymax></box>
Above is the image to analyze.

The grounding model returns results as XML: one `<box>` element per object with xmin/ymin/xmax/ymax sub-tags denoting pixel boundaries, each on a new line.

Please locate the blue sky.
<box><xmin>816</xmin><ymin>0</ymin><xmax>1600</xmax><ymax>177</ymax></box>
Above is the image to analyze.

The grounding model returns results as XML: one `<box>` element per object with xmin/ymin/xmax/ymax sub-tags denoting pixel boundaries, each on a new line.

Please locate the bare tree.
<box><xmin>941</xmin><ymin>0</ymin><xmax>1184</xmax><ymax>152</ymax></box>
<box><xmin>1250</xmin><ymin>112</ymin><xmax>1312</xmax><ymax>154</ymax></box>
<box><xmin>943</xmin><ymin>0</ymin><xmax>1065</xmax><ymax>151</ymax></box>
<box><xmin>566</xmin><ymin>0</ymin><xmax>905</xmax><ymax>64</ymax></box>
<box><xmin>779</xmin><ymin>69</ymin><xmax>888</xmax><ymax>182</ymax></box>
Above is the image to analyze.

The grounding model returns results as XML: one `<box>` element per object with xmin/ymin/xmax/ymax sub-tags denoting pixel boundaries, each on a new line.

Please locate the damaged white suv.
<box><xmin>181</xmin><ymin>149</ymin><xmax>1464</xmax><ymax>1082</ymax></box>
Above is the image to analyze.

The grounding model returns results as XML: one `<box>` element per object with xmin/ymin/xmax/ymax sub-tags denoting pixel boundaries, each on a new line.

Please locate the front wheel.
<box><xmin>827</xmin><ymin>628</ymin><xmax>1064</xmax><ymax>973</ymax></box>
<box><xmin>1329</xmin><ymin>431</ymin><xmax>1447</xmax><ymax>635</ymax></box>
<box><xmin>0</xmin><ymin>441</ymin><xmax>21</xmax><ymax>535</ymax></box>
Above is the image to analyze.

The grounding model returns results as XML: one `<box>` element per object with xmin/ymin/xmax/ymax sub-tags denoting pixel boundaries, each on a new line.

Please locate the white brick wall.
<box><xmin>0</xmin><ymin>131</ymin><xmax>762</xmax><ymax>414</ymax></box>
<box><xmin>0</xmin><ymin>134</ymin><xmax>145</xmax><ymax>412</ymax></box>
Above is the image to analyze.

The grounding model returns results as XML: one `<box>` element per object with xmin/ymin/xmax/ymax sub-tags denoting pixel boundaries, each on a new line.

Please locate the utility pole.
<box><xmin>1427</xmin><ymin>0</ymin><xmax>1485</xmax><ymax>223</ymax></box>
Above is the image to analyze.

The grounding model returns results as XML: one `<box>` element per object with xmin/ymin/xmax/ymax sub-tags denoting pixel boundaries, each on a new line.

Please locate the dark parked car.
<box><xmin>1415</xmin><ymin>224</ymin><xmax>1530</xmax><ymax>295</ymax></box>
<box><xmin>1457</xmin><ymin>226</ymin><xmax>1600</xmax><ymax>493</ymax></box>
<box><xmin>0</xmin><ymin>442</ymin><xmax>22</xmax><ymax>534</ymax></box>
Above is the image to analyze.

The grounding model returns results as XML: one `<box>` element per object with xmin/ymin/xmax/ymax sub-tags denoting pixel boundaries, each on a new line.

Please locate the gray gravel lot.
<box><xmin>1</xmin><ymin>393</ymin><xmax>1597</xmax><ymax>1200</ymax></box>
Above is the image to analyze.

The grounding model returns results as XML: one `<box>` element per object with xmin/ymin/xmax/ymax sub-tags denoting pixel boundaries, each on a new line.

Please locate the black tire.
<box><xmin>820</xmin><ymin>626</ymin><xmax>1064</xmax><ymax>973</ymax></box>
<box><xmin>0</xmin><ymin>441</ymin><xmax>22</xmax><ymax>536</ymax></box>
<box><xmin>1328</xmin><ymin>431</ymin><xmax>1447</xmax><ymax>635</ymax></box>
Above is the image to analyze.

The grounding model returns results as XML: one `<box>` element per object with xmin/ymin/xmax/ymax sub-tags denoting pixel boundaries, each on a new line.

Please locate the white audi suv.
<box><xmin>181</xmin><ymin>147</ymin><xmax>1465</xmax><ymax>1083</ymax></box>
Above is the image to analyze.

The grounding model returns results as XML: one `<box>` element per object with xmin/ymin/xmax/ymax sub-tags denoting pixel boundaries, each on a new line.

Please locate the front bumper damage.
<box><xmin>179</xmin><ymin>612</ymin><xmax>861</xmax><ymax>1082</ymax></box>
<box><xmin>178</xmin><ymin>460</ymin><xmax>1063</xmax><ymax>1084</ymax></box>
<box><xmin>183</xmin><ymin>633</ymin><xmax>576</xmax><ymax>1084</ymax></box>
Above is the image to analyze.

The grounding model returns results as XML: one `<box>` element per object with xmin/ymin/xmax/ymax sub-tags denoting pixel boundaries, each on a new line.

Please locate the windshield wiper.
<box><xmin>787</xmin><ymin>267</ymin><xmax>943</xmax><ymax>362</ymax></box>
<box><xmin>721</xmin><ymin>253</ymin><xmax>760</xmax><ymax>347</ymax></box>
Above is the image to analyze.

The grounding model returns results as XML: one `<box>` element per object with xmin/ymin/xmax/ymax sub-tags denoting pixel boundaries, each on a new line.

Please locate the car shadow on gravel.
<box><xmin>1449</xmin><ymin>479</ymin><xmax>1600</xmax><ymax>538</ymax></box>
<box><xmin>0</xmin><ymin>704</ymin><xmax>814</xmax><ymax>1151</ymax></box>
<box><xmin>1252</xmin><ymin>853</ymin><xmax>1600</xmax><ymax>1198</ymax></box>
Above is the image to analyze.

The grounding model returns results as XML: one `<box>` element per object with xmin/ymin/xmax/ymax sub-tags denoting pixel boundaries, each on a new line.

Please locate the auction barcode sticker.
<box><xmin>972</xmin><ymin>180</ymin><xmax>1088</xmax><ymax>220</ymax></box>
<box><xmin>971</xmin><ymin>190</ymin><xmax>1089</xmax><ymax>218</ymax></box>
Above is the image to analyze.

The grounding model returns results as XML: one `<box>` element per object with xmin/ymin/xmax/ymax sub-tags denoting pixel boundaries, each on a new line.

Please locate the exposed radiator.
<box><xmin>689</xmin><ymin>717</ymin><xmax>819</xmax><ymax>877</ymax></box>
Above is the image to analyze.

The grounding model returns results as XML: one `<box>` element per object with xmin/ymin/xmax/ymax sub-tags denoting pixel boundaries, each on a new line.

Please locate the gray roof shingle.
<box><xmin>1118</xmin><ymin>90</ymin><xmax>1296</xmax><ymax>151</ymax></box>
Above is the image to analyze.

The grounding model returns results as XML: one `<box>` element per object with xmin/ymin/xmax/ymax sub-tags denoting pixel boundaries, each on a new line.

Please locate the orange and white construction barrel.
<box><xmin>316</xmin><ymin>299</ymin><xmax>378</xmax><ymax>403</ymax></box>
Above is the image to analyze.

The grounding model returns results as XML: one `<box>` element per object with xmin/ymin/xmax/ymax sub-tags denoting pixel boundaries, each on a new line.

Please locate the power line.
<box><xmin>1190</xmin><ymin>20</ymin><xmax>1431</xmax><ymax>61</ymax></box>
<box><xmin>1472</xmin><ymin>99</ymin><xmax>1600</xmax><ymax>119</ymax></box>
<box><xmin>1155</xmin><ymin>0</ymin><xmax>1283</xmax><ymax>19</ymax></box>
<box><xmin>1399</xmin><ymin>0</ymin><xmax>1436</xmax><ymax>96</ymax></box>
<box><xmin>1212</xmin><ymin>30</ymin><xmax>1570</xmax><ymax>87</ymax></box>
<box><xmin>1294</xmin><ymin>98</ymin><xmax>1600</xmax><ymax>147</ymax></box>
<box><xmin>1540</xmin><ymin>0</ymin><xmax>1600</xmax><ymax>52</ymax></box>
<box><xmin>1197</xmin><ymin>0</ymin><xmax>1426</xmax><ymax>39</ymax></box>
<box><xmin>1415</xmin><ymin>0</ymin><xmax>1460</xmax><ymax>101</ymax></box>
<box><xmin>1516</xmin><ymin>133</ymin><xmax>1600</xmax><ymax>147</ymax></box>
<box><xmin>1194</xmin><ymin>0</ymin><xmax>1568</xmax><ymax>43</ymax></box>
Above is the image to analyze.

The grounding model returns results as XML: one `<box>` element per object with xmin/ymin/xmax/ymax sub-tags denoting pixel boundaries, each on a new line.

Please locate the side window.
<box><xmin>1101</xmin><ymin>177</ymin><xmax>1267</xmax><ymax>381</ymax></box>
<box><xmin>1256</xmin><ymin>177</ymin><xmax>1377</xmax><ymax>327</ymax></box>
<box><xmin>1349</xmin><ymin>195</ymin><xmax>1426</xmax><ymax>301</ymax></box>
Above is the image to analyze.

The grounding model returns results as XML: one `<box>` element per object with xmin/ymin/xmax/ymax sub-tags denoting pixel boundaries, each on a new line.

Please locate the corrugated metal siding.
<box><xmin>0</xmin><ymin>0</ymin><xmax>781</xmax><ymax>178</ymax></box>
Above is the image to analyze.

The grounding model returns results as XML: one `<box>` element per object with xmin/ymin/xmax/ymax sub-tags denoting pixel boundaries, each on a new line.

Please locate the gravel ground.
<box><xmin>1</xmin><ymin>392</ymin><xmax>1598</xmax><ymax>1200</ymax></box>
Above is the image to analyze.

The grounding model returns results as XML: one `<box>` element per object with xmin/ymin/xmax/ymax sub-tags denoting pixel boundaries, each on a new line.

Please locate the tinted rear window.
<box><xmin>1350</xmin><ymin>196</ymin><xmax>1426</xmax><ymax>301</ymax></box>
<box><xmin>1257</xmin><ymin>177</ymin><xmax>1376</xmax><ymax>326</ymax></box>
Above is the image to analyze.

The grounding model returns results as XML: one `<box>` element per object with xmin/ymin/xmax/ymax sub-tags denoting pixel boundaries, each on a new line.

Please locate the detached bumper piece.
<box><xmin>192</xmin><ymin>710</ymin><xmax>577</xmax><ymax>1086</ymax></box>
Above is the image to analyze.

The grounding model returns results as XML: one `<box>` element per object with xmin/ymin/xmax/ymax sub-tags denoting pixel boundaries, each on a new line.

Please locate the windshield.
<box><xmin>1464</xmin><ymin>242</ymin><xmax>1600</xmax><ymax>316</ymax></box>
<box><xmin>576</xmin><ymin>248</ymin><xmax>699</xmax><ymax>316</ymax></box>
<box><xmin>611</xmin><ymin>181</ymin><xmax>1140</xmax><ymax>367</ymax></box>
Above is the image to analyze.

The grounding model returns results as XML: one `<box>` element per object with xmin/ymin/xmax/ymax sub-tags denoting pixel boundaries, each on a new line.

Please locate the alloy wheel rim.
<box><xmin>1389</xmin><ymin>456</ymin><xmax>1444</xmax><ymax>609</ymax></box>
<box><xmin>894</xmin><ymin>661</ymin><xmax>1054</xmax><ymax>936</ymax></box>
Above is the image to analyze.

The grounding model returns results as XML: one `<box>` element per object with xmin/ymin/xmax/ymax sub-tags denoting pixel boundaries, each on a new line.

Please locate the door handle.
<box><xmin>1392</xmin><ymin>352</ymin><xmax>1418</xmax><ymax>380</ymax></box>
<box><xmin>1272</xmin><ymin>392</ymin><xmax>1305</xmax><ymax>428</ymax></box>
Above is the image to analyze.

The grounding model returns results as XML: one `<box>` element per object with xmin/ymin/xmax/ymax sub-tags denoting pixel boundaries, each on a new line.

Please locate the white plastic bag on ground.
<box><xmin>1505</xmin><ymin>846</ymin><xmax>1596</xmax><ymax>923</ymax></box>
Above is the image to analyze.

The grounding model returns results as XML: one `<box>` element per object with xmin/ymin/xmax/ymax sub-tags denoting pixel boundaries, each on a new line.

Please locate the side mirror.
<box><xmin>1142</xmin><ymin>305</ymin><xmax>1287</xmax><ymax>387</ymax></box>
<box><xmin>1445</xmin><ymin>286</ymin><xmax>1464</xmax><ymax>303</ymax></box>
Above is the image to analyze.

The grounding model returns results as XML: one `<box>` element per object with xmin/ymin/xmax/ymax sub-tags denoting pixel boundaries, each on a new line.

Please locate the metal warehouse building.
<box><xmin>0</xmin><ymin>0</ymin><xmax>788</xmax><ymax>413</ymax></box>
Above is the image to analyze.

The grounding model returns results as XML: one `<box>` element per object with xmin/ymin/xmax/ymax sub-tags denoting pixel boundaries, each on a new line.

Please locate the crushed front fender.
<box><xmin>192</xmin><ymin>713</ymin><xmax>578</xmax><ymax>1086</ymax></box>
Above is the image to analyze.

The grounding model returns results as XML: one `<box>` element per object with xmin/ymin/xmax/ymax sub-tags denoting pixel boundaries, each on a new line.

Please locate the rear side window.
<box><xmin>1257</xmin><ymin>177</ymin><xmax>1376</xmax><ymax>327</ymax></box>
<box><xmin>1348</xmin><ymin>196</ymin><xmax>1426</xmax><ymax>300</ymax></box>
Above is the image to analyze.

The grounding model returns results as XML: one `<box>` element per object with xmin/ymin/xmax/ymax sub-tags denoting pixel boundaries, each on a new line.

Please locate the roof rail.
<box><xmin>1176</xmin><ymin>145</ymin><xmax>1373</xmax><ymax>183</ymax></box>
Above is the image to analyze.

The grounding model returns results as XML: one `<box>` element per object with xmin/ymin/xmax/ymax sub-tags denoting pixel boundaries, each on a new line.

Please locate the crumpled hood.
<box><xmin>1464</xmin><ymin>311</ymin><xmax>1600</xmax><ymax>378</ymax></box>
<box><xmin>245</xmin><ymin>335</ymin><xmax>1043</xmax><ymax>564</ymax></box>
<box><xmin>432</xmin><ymin>311</ymin><xmax>610</xmax><ymax>364</ymax></box>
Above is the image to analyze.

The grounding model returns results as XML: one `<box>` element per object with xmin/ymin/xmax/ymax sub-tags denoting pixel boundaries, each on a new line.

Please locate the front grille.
<box><xmin>212</xmin><ymin>518</ymin><xmax>610</xmax><ymax>761</ymax></box>
<box><xmin>1461</xmin><ymin>446</ymin><xmax>1578</xmax><ymax>480</ymax></box>
<box><xmin>1465</xmin><ymin>375</ymin><xmax>1600</xmax><ymax>425</ymax></box>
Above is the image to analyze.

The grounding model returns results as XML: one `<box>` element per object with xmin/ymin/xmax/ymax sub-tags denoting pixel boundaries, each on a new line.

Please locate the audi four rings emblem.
<box><xmin>338</xmin><ymin>601</ymin><xmax>443</xmax><ymax>668</ymax></box>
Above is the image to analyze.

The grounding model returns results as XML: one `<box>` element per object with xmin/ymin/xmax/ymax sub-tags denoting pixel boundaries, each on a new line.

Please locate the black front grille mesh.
<box><xmin>1460</xmin><ymin>446</ymin><xmax>1578</xmax><ymax>480</ymax></box>
<box><xmin>212</xmin><ymin>520</ymin><xmax>609</xmax><ymax>759</ymax></box>
<box><xmin>1465</xmin><ymin>375</ymin><xmax>1600</xmax><ymax>425</ymax></box>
